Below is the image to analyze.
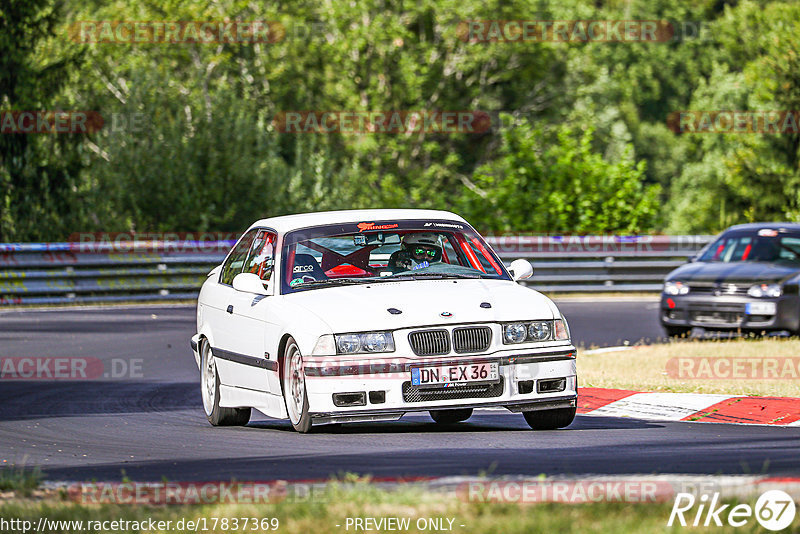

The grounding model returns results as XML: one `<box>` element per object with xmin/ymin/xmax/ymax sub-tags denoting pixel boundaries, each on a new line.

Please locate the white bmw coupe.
<box><xmin>191</xmin><ymin>209</ymin><xmax>577</xmax><ymax>432</ymax></box>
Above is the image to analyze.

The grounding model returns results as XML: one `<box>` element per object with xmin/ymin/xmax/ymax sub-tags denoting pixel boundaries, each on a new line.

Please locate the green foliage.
<box><xmin>459</xmin><ymin>118</ymin><xmax>660</xmax><ymax>234</ymax></box>
<box><xmin>0</xmin><ymin>0</ymin><xmax>86</xmax><ymax>241</ymax></box>
<box><xmin>2</xmin><ymin>0</ymin><xmax>800</xmax><ymax>239</ymax></box>
<box><xmin>666</xmin><ymin>1</ymin><xmax>800</xmax><ymax>232</ymax></box>
<box><xmin>0</xmin><ymin>465</ymin><xmax>43</xmax><ymax>496</ymax></box>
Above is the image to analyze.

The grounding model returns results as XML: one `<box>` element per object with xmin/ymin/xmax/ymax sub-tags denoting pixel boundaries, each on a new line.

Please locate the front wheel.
<box><xmin>523</xmin><ymin>407</ymin><xmax>576</xmax><ymax>430</ymax></box>
<box><xmin>429</xmin><ymin>408</ymin><xmax>473</xmax><ymax>424</ymax></box>
<box><xmin>281</xmin><ymin>337</ymin><xmax>313</xmax><ymax>433</ymax></box>
<box><xmin>200</xmin><ymin>340</ymin><xmax>251</xmax><ymax>426</ymax></box>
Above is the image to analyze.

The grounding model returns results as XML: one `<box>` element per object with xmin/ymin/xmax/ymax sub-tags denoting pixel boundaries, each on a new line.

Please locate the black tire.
<box><xmin>523</xmin><ymin>407</ymin><xmax>576</xmax><ymax>430</ymax></box>
<box><xmin>429</xmin><ymin>408</ymin><xmax>473</xmax><ymax>424</ymax></box>
<box><xmin>663</xmin><ymin>325</ymin><xmax>692</xmax><ymax>338</ymax></box>
<box><xmin>200</xmin><ymin>340</ymin><xmax>251</xmax><ymax>426</ymax></box>
<box><xmin>281</xmin><ymin>337</ymin><xmax>313</xmax><ymax>433</ymax></box>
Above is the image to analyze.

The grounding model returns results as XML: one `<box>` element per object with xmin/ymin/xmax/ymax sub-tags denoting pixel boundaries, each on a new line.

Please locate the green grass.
<box><xmin>0</xmin><ymin>480</ymin><xmax>777</xmax><ymax>533</ymax></box>
<box><xmin>0</xmin><ymin>466</ymin><xmax>43</xmax><ymax>496</ymax></box>
<box><xmin>579</xmin><ymin>337</ymin><xmax>800</xmax><ymax>396</ymax></box>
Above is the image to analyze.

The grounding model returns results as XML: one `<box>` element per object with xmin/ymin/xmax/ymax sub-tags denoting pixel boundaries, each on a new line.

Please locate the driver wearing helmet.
<box><xmin>388</xmin><ymin>233</ymin><xmax>443</xmax><ymax>272</ymax></box>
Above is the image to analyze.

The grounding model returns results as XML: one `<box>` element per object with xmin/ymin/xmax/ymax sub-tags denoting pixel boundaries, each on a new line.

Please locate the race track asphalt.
<box><xmin>1</xmin><ymin>300</ymin><xmax>798</xmax><ymax>482</ymax></box>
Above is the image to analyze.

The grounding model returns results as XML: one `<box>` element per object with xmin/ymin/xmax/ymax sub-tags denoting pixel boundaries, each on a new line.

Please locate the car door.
<box><xmin>223</xmin><ymin>229</ymin><xmax>282</xmax><ymax>393</ymax></box>
<box><xmin>207</xmin><ymin>228</ymin><xmax>270</xmax><ymax>390</ymax></box>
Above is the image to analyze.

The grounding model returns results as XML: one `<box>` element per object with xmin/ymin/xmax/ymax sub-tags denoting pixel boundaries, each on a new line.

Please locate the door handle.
<box><xmin>226</xmin><ymin>305</ymin><xmax>234</xmax><ymax>314</ymax></box>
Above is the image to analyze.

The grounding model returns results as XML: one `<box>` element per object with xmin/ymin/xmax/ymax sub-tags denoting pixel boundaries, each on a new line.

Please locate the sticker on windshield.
<box><xmin>293</xmin><ymin>264</ymin><xmax>314</xmax><ymax>273</ymax></box>
<box><xmin>758</xmin><ymin>229</ymin><xmax>778</xmax><ymax>237</ymax></box>
<box><xmin>423</xmin><ymin>221</ymin><xmax>464</xmax><ymax>229</ymax></box>
<box><xmin>289</xmin><ymin>278</ymin><xmax>305</xmax><ymax>287</ymax></box>
<box><xmin>412</xmin><ymin>261</ymin><xmax>429</xmax><ymax>270</ymax></box>
<box><xmin>357</xmin><ymin>222</ymin><xmax>399</xmax><ymax>233</ymax></box>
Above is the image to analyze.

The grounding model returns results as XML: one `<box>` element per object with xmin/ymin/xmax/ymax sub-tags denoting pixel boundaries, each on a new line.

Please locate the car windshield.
<box><xmin>698</xmin><ymin>229</ymin><xmax>800</xmax><ymax>264</ymax></box>
<box><xmin>281</xmin><ymin>219</ymin><xmax>510</xmax><ymax>293</ymax></box>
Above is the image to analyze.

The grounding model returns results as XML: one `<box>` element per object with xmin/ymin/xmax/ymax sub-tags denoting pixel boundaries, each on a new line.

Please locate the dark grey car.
<box><xmin>660</xmin><ymin>223</ymin><xmax>800</xmax><ymax>337</ymax></box>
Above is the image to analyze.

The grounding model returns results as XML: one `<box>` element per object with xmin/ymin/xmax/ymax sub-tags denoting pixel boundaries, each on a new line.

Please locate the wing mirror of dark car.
<box><xmin>232</xmin><ymin>272</ymin><xmax>270</xmax><ymax>296</ymax></box>
<box><xmin>508</xmin><ymin>259</ymin><xmax>533</xmax><ymax>282</ymax></box>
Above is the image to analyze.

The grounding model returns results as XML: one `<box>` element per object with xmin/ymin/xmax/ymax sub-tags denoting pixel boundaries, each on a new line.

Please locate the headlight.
<box><xmin>528</xmin><ymin>321</ymin><xmax>551</xmax><ymax>341</ymax></box>
<box><xmin>503</xmin><ymin>320</ymin><xmax>565</xmax><ymax>344</ymax></box>
<box><xmin>503</xmin><ymin>323</ymin><xmax>528</xmax><ymax>344</ymax></box>
<box><xmin>334</xmin><ymin>332</ymin><xmax>395</xmax><ymax>354</ymax></box>
<box><xmin>663</xmin><ymin>281</ymin><xmax>689</xmax><ymax>295</ymax></box>
<box><xmin>747</xmin><ymin>283</ymin><xmax>782</xmax><ymax>298</ymax></box>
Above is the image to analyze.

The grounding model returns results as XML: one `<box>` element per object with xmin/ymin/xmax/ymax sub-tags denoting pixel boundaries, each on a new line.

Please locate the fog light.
<box><xmin>332</xmin><ymin>392</ymin><xmax>366</xmax><ymax>407</ymax></box>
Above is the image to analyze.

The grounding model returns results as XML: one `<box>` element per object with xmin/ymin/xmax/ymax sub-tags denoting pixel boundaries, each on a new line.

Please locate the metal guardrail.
<box><xmin>487</xmin><ymin>235</ymin><xmax>715</xmax><ymax>293</ymax></box>
<box><xmin>0</xmin><ymin>236</ymin><xmax>715</xmax><ymax>305</ymax></box>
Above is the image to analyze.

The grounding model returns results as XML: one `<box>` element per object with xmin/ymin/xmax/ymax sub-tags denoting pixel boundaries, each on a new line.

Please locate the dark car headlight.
<box><xmin>747</xmin><ymin>283</ymin><xmax>782</xmax><ymax>298</ymax></box>
<box><xmin>663</xmin><ymin>281</ymin><xmax>689</xmax><ymax>295</ymax></box>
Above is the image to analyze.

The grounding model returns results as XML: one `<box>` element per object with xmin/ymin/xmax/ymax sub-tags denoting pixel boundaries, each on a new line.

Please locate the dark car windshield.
<box><xmin>280</xmin><ymin>219</ymin><xmax>510</xmax><ymax>293</ymax></box>
<box><xmin>698</xmin><ymin>229</ymin><xmax>800</xmax><ymax>264</ymax></box>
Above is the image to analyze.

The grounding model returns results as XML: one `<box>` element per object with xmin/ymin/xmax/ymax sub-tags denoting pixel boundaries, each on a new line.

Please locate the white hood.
<box><xmin>285</xmin><ymin>279</ymin><xmax>557</xmax><ymax>333</ymax></box>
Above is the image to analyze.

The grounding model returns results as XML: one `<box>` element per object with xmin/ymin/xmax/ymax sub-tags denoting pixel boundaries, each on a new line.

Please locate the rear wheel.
<box><xmin>663</xmin><ymin>325</ymin><xmax>692</xmax><ymax>338</ymax></box>
<box><xmin>429</xmin><ymin>408</ymin><xmax>473</xmax><ymax>424</ymax></box>
<box><xmin>200</xmin><ymin>340</ymin><xmax>251</xmax><ymax>426</ymax></box>
<box><xmin>523</xmin><ymin>407</ymin><xmax>576</xmax><ymax>430</ymax></box>
<box><xmin>281</xmin><ymin>337</ymin><xmax>313</xmax><ymax>433</ymax></box>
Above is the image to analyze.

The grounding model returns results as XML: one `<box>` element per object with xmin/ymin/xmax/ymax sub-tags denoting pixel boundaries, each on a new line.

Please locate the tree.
<box><xmin>458</xmin><ymin>117</ymin><xmax>660</xmax><ymax>234</ymax></box>
<box><xmin>0</xmin><ymin>0</ymin><xmax>86</xmax><ymax>241</ymax></box>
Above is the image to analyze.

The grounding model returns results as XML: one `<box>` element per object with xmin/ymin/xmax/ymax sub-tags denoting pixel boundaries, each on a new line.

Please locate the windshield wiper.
<box><xmin>390</xmin><ymin>272</ymin><xmax>484</xmax><ymax>280</ymax></box>
<box><xmin>292</xmin><ymin>278</ymin><xmax>371</xmax><ymax>289</ymax></box>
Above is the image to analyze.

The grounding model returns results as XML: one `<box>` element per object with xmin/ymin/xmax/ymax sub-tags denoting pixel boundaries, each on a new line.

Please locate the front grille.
<box><xmin>402</xmin><ymin>380</ymin><xmax>504</xmax><ymax>403</ymax></box>
<box><xmin>453</xmin><ymin>327</ymin><xmax>492</xmax><ymax>354</ymax></box>
<box><xmin>688</xmin><ymin>303</ymin><xmax>745</xmax><ymax>324</ymax></box>
<box><xmin>688</xmin><ymin>284</ymin><xmax>749</xmax><ymax>296</ymax></box>
<box><xmin>408</xmin><ymin>329</ymin><xmax>450</xmax><ymax>356</ymax></box>
<box><xmin>690</xmin><ymin>311</ymin><xmax>743</xmax><ymax>324</ymax></box>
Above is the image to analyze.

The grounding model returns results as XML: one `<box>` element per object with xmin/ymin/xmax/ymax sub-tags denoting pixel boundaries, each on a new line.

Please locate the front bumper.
<box><xmin>660</xmin><ymin>293</ymin><xmax>800</xmax><ymax>332</ymax></box>
<box><xmin>303</xmin><ymin>347</ymin><xmax>577</xmax><ymax>424</ymax></box>
<box><xmin>311</xmin><ymin>396</ymin><xmax>577</xmax><ymax>424</ymax></box>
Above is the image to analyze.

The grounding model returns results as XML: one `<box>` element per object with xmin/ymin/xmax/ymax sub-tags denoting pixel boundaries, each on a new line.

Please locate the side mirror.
<box><xmin>508</xmin><ymin>259</ymin><xmax>533</xmax><ymax>281</ymax></box>
<box><xmin>232</xmin><ymin>272</ymin><xmax>270</xmax><ymax>296</ymax></box>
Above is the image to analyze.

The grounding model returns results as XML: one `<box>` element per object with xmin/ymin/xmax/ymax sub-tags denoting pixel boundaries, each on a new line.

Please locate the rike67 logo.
<box><xmin>668</xmin><ymin>490</ymin><xmax>796</xmax><ymax>531</ymax></box>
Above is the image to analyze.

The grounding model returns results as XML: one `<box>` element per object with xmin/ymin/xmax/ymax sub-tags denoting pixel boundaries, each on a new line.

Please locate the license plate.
<box><xmin>411</xmin><ymin>362</ymin><xmax>499</xmax><ymax>386</ymax></box>
<box><xmin>746</xmin><ymin>302</ymin><xmax>777</xmax><ymax>315</ymax></box>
